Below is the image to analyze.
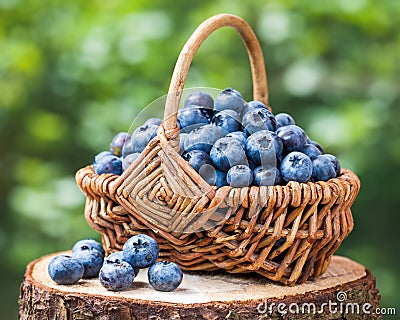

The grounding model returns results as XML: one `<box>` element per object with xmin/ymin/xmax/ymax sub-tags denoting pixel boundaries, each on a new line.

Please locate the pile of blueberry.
<box><xmin>47</xmin><ymin>234</ymin><xmax>183</xmax><ymax>292</ymax></box>
<box><xmin>93</xmin><ymin>88</ymin><xmax>341</xmax><ymax>188</ymax></box>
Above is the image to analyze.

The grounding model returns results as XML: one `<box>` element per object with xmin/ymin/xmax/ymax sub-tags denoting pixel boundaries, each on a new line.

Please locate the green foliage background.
<box><xmin>1</xmin><ymin>0</ymin><xmax>399</xmax><ymax>318</ymax></box>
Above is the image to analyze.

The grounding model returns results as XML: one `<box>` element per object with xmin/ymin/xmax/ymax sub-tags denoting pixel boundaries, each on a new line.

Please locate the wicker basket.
<box><xmin>76</xmin><ymin>13</ymin><xmax>360</xmax><ymax>285</ymax></box>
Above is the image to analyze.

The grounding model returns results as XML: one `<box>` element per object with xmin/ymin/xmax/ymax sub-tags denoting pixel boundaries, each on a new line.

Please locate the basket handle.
<box><xmin>162</xmin><ymin>13</ymin><xmax>269</xmax><ymax>139</ymax></box>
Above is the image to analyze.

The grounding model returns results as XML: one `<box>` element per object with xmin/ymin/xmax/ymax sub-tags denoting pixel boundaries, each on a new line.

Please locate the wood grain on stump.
<box><xmin>19</xmin><ymin>252</ymin><xmax>380</xmax><ymax>320</ymax></box>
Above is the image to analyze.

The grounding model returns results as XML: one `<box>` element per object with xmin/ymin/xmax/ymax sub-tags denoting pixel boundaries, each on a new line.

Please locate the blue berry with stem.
<box><xmin>122</xmin><ymin>234</ymin><xmax>159</xmax><ymax>269</ymax></box>
<box><xmin>280</xmin><ymin>152</ymin><xmax>312</xmax><ymax>183</ymax></box>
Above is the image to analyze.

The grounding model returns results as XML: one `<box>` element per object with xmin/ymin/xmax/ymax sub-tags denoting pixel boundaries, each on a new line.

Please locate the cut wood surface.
<box><xmin>19</xmin><ymin>252</ymin><xmax>380</xmax><ymax>320</ymax></box>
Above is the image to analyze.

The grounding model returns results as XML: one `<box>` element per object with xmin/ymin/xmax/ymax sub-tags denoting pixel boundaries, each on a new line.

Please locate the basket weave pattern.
<box><xmin>76</xmin><ymin>14</ymin><xmax>360</xmax><ymax>285</ymax></box>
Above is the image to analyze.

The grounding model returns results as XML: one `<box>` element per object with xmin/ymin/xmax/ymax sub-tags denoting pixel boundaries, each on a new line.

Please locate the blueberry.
<box><xmin>275</xmin><ymin>113</ymin><xmax>295</xmax><ymax>128</ymax></box>
<box><xmin>214</xmin><ymin>88</ymin><xmax>245</xmax><ymax>114</ymax></box>
<box><xmin>179</xmin><ymin>133</ymin><xmax>189</xmax><ymax>154</ymax></box>
<box><xmin>225</xmin><ymin>131</ymin><xmax>247</xmax><ymax>147</ymax></box>
<box><xmin>123</xmin><ymin>234</ymin><xmax>159</xmax><ymax>269</ymax></box>
<box><xmin>253</xmin><ymin>166</ymin><xmax>282</xmax><ymax>186</ymax></box>
<box><xmin>105</xmin><ymin>251</ymin><xmax>140</xmax><ymax>276</ymax></box>
<box><xmin>148</xmin><ymin>261</ymin><xmax>183</xmax><ymax>292</ymax></box>
<box><xmin>144</xmin><ymin>118</ymin><xmax>162</xmax><ymax>126</ymax></box>
<box><xmin>324</xmin><ymin>154</ymin><xmax>341</xmax><ymax>176</ymax></box>
<box><xmin>276</xmin><ymin>125</ymin><xmax>307</xmax><ymax>152</ymax></box>
<box><xmin>246</xmin><ymin>130</ymin><xmax>282</xmax><ymax>166</ymax></box>
<box><xmin>182</xmin><ymin>150</ymin><xmax>212</xmax><ymax>172</ymax></box>
<box><xmin>312</xmin><ymin>155</ymin><xmax>337</xmax><ymax>181</ymax></box>
<box><xmin>110</xmin><ymin>132</ymin><xmax>131</xmax><ymax>157</ymax></box>
<box><xmin>122</xmin><ymin>153</ymin><xmax>140</xmax><ymax>171</ymax></box>
<box><xmin>94</xmin><ymin>151</ymin><xmax>114</xmax><ymax>162</ymax></box>
<box><xmin>104</xmin><ymin>251</ymin><xmax>125</xmax><ymax>264</ymax></box>
<box><xmin>242</xmin><ymin>108</ymin><xmax>277</xmax><ymax>135</ymax></box>
<box><xmin>121</xmin><ymin>136</ymin><xmax>135</xmax><ymax>157</ymax></box>
<box><xmin>72</xmin><ymin>246</ymin><xmax>104</xmax><ymax>278</ymax></box>
<box><xmin>310</xmin><ymin>140</ymin><xmax>325</xmax><ymax>154</ymax></box>
<box><xmin>177</xmin><ymin>106</ymin><xmax>210</xmax><ymax>133</ymax></box>
<box><xmin>48</xmin><ymin>255</ymin><xmax>84</xmax><ymax>285</ymax></box>
<box><xmin>93</xmin><ymin>153</ymin><xmax>122</xmax><ymax>175</ymax></box>
<box><xmin>184</xmin><ymin>91</ymin><xmax>214</xmax><ymax>116</ymax></box>
<box><xmin>211</xmin><ymin>109</ymin><xmax>241</xmax><ymax>134</ymax></box>
<box><xmin>199</xmin><ymin>164</ymin><xmax>227</xmax><ymax>187</ymax></box>
<box><xmin>227</xmin><ymin>165</ymin><xmax>253</xmax><ymax>188</ymax></box>
<box><xmin>124</xmin><ymin>124</ymin><xmax>158</xmax><ymax>154</ymax></box>
<box><xmin>242</xmin><ymin>100</ymin><xmax>269</xmax><ymax>117</ymax></box>
<box><xmin>210</xmin><ymin>137</ymin><xmax>248</xmax><ymax>172</ymax></box>
<box><xmin>184</xmin><ymin>124</ymin><xmax>224</xmax><ymax>153</ymax></box>
<box><xmin>99</xmin><ymin>261</ymin><xmax>135</xmax><ymax>291</ymax></box>
<box><xmin>280</xmin><ymin>152</ymin><xmax>312</xmax><ymax>183</ymax></box>
<box><xmin>72</xmin><ymin>239</ymin><xmax>105</xmax><ymax>256</ymax></box>
<box><xmin>300</xmin><ymin>143</ymin><xmax>322</xmax><ymax>160</ymax></box>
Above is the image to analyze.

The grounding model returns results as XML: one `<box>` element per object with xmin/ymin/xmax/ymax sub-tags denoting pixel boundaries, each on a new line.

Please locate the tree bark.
<box><xmin>19</xmin><ymin>252</ymin><xmax>380</xmax><ymax>320</ymax></box>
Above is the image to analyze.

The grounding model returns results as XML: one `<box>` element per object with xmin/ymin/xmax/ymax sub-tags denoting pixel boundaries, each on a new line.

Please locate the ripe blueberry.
<box><xmin>123</xmin><ymin>234</ymin><xmax>159</xmax><ymax>269</ymax></box>
<box><xmin>211</xmin><ymin>109</ymin><xmax>241</xmax><ymax>134</ymax></box>
<box><xmin>148</xmin><ymin>261</ymin><xmax>183</xmax><ymax>292</ymax></box>
<box><xmin>210</xmin><ymin>137</ymin><xmax>248</xmax><ymax>171</ymax></box>
<box><xmin>48</xmin><ymin>255</ymin><xmax>84</xmax><ymax>285</ymax></box>
<box><xmin>227</xmin><ymin>165</ymin><xmax>253</xmax><ymax>188</ymax></box>
<box><xmin>184</xmin><ymin>124</ymin><xmax>224</xmax><ymax>153</ymax></box>
<box><xmin>214</xmin><ymin>88</ymin><xmax>245</xmax><ymax>114</ymax></box>
<box><xmin>276</xmin><ymin>125</ymin><xmax>307</xmax><ymax>152</ymax></box>
<box><xmin>280</xmin><ymin>152</ymin><xmax>312</xmax><ymax>183</ymax></box>
<box><xmin>99</xmin><ymin>261</ymin><xmax>135</xmax><ymax>291</ymax></box>
<box><xmin>242</xmin><ymin>108</ymin><xmax>277</xmax><ymax>135</ymax></box>
<box><xmin>182</xmin><ymin>150</ymin><xmax>212</xmax><ymax>173</ymax></box>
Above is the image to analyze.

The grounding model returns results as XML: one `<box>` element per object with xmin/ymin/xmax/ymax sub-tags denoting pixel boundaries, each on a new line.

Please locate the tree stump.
<box><xmin>19</xmin><ymin>252</ymin><xmax>380</xmax><ymax>320</ymax></box>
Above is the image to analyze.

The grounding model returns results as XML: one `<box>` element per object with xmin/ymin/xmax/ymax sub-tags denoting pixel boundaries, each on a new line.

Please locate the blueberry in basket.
<box><xmin>93</xmin><ymin>152</ymin><xmax>122</xmax><ymax>175</ymax></box>
<box><xmin>199</xmin><ymin>165</ymin><xmax>228</xmax><ymax>188</ymax></box>
<box><xmin>110</xmin><ymin>132</ymin><xmax>131</xmax><ymax>157</ymax></box>
<box><xmin>182</xmin><ymin>149</ymin><xmax>212</xmax><ymax>172</ymax></box>
<box><xmin>214</xmin><ymin>87</ymin><xmax>245</xmax><ymax>114</ymax></box>
<box><xmin>227</xmin><ymin>165</ymin><xmax>253</xmax><ymax>188</ymax></box>
<box><xmin>225</xmin><ymin>131</ymin><xmax>247</xmax><ymax>147</ymax></box>
<box><xmin>177</xmin><ymin>106</ymin><xmax>210</xmax><ymax>133</ymax></box>
<box><xmin>280</xmin><ymin>151</ymin><xmax>313</xmax><ymax>183</ymax></box>
<box><xmin>253</xmin><ymin>166</ymin><xmax>281</xmax><ymax>186</ymax></box>
<box><xmin>242</xmin><ymin>100</ymin><xmax>269</xmax><ymax>117</ymax></box>
<box><xmin>184</xmin><ymin>124</ymin><xmax>225</xmax><ymax>153</ymax></box>
<box><xmin>90</xmin><ymin>87</ymin><xmax>342</xmax><ymax>186</ymax></box>
<box><xmin>245</xmin><ymin>130</ymin><xmax>282</xmax><ymax>166</ymax></box>
<box><xmin>242</xmin><ymin>108</ymin><xmax>277</xmax><ymax>135</ymax></box>
<box><xmin>276</xmin><ymin>124</ymin><xmax>307</xmax><ymax>152</ymax></box>
<box><xmin>275</xmin><ymin>112</ymin><xmax>295</xmax><ymax>128</ymax></box>
<box><xmin>211</xmin><ymin>109</ymin><xmax>242</xmax><ymax>134</ymax></box>
<box><xmin>210</xmin><ymin>136</ymin><xmax>248</xmax><ymax>172</ymax></box>
<box><xmin>184</xmin><ymin>91</ymin><xmax>214</xmax><ymax>118</ymax></box>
